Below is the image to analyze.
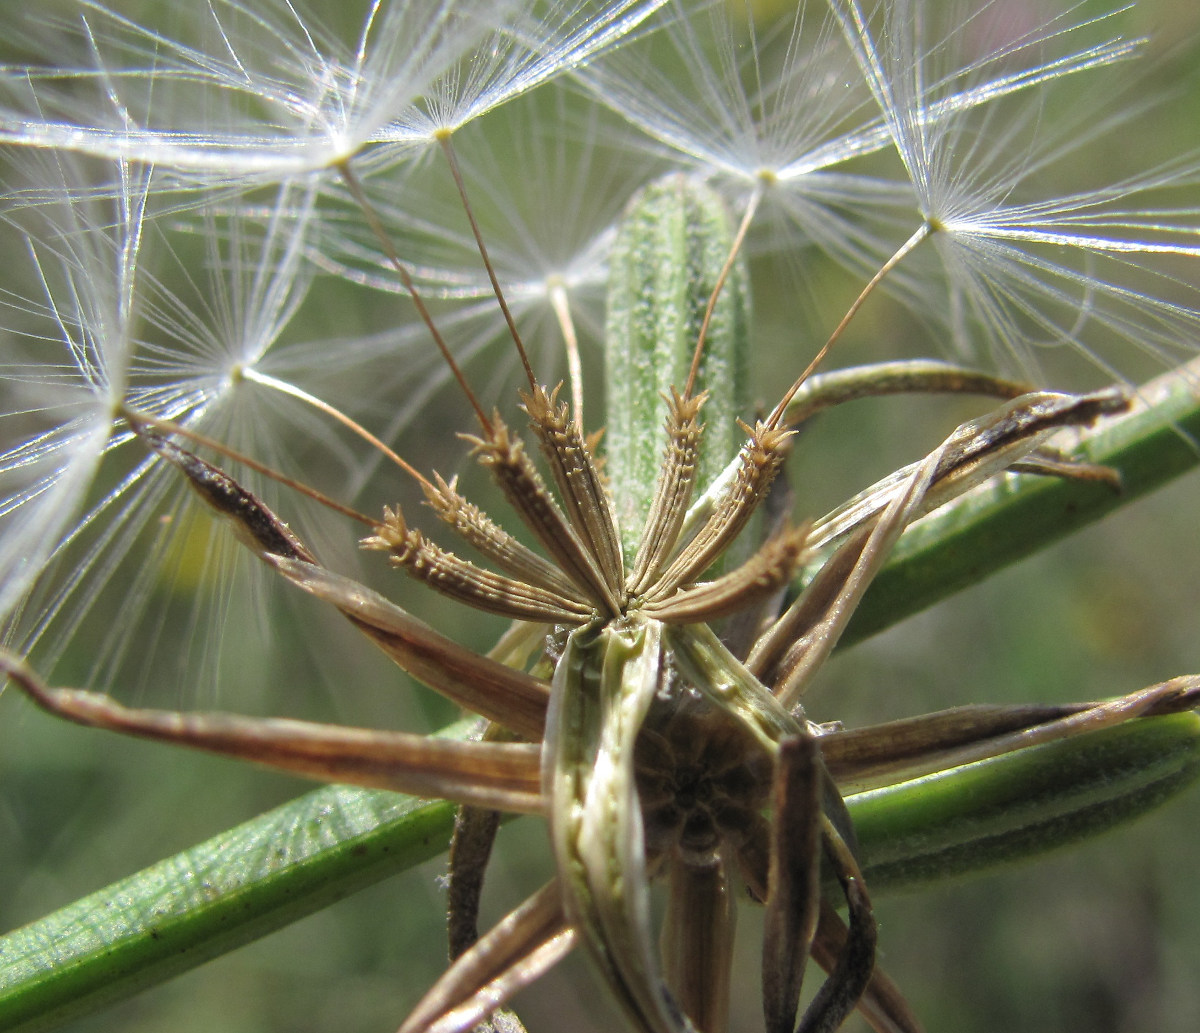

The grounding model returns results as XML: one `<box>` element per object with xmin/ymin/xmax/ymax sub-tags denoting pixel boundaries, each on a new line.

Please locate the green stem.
<box><xmin>0</xmin><ymin>785</ymin><xmax>456</xmax><ymax>1033</ymax></box>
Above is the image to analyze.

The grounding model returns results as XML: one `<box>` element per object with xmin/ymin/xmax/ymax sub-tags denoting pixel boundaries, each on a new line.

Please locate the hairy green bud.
<box><xmin>604</xmin><ymin>175</ymin><xmax>749</xmax><ymax>555</ymax></box>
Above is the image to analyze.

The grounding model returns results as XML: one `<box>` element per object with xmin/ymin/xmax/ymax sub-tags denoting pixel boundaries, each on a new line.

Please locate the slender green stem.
<box><xmin>0</xmin><ymin>786</ymin><xmax>456</xmax><ymax>1033</ymax></box>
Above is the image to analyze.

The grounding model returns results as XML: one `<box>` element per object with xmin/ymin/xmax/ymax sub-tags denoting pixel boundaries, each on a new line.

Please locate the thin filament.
<box><xmin>686</xmin><ymin>183</ymin><xmax>763</xmax><ymax>398</ymax></box>
<box><xmin>548</xmin><ymin>281</ymin><xmax>585</xmax><ymax>431</ymax></box>
<box><xmin>337</xmin><ymin>160</ymin><xmax>492</xmax><ymax>434</ymax></box>
<box><xmin>769</xmin><ymin>222</ymin><xmax>933</xmax><ymax>427</ymax></box>
<box><xmin>437</xmin><ymin>132</ymin><xmax>538</xmax><ymax>393</ymax></box>
<box><xmin>240</xmin><ymin>368</ymin><xmax>431</xmax><ymax>492</ymax></box>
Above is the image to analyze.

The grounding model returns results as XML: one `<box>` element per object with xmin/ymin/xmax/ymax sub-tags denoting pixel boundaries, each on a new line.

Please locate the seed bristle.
<box><xmin>466</xmin><ymin>412</ymin><xmax>621</xmax><ymax>616</ymax></box>
<box><xmin>364</xmin><ymin>509</ymin><xmax>594</xmax><ymax>625</ymax></box>
<box><xmin>644</xmin><ymin>522</ymin><xmax>812</xmax><ymax>625</ymax></box>
<box><xmin>627</xmin><ymin>389</ymin><xmax>709</xmax><ymax>596</ymax></box>
<box><xmin>522</xmin><ymin>383</ymin><xmax>626</xmax><ymax>596</ymax></box>
<box><xmin>650</xmin><ymin>421</ymin><xmax>796</xmax><ymax>599</ymax></box>
<box><xmin>422</xmin><ymin>472</ymin><xmax>586</xmax><ymax>601</ymax></box>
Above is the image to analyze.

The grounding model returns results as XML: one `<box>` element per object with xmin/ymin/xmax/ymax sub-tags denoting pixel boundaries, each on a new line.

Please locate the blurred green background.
<box><xmin>2</xmin><ymin>1</ymin><xmax>1200</xmax><ymax>1032</ymax></box>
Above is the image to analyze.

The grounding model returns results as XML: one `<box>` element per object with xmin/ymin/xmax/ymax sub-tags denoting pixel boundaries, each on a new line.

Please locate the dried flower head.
<box><xmin>1</xmin><ymin>3</ymin><xmax>1199</xmax><ymax>1033</ymax></box>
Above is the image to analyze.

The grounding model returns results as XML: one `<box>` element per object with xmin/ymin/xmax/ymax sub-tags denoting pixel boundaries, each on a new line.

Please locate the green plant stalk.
<box><xmin>0</xmin><ymin>787</ymin><xmax>456</xmax><ymax>1033</ymax></box>
<box><xmin>849</xmin><ymin>710</ymin><xmax>1200</xmax><ymax>894</ymax></box>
